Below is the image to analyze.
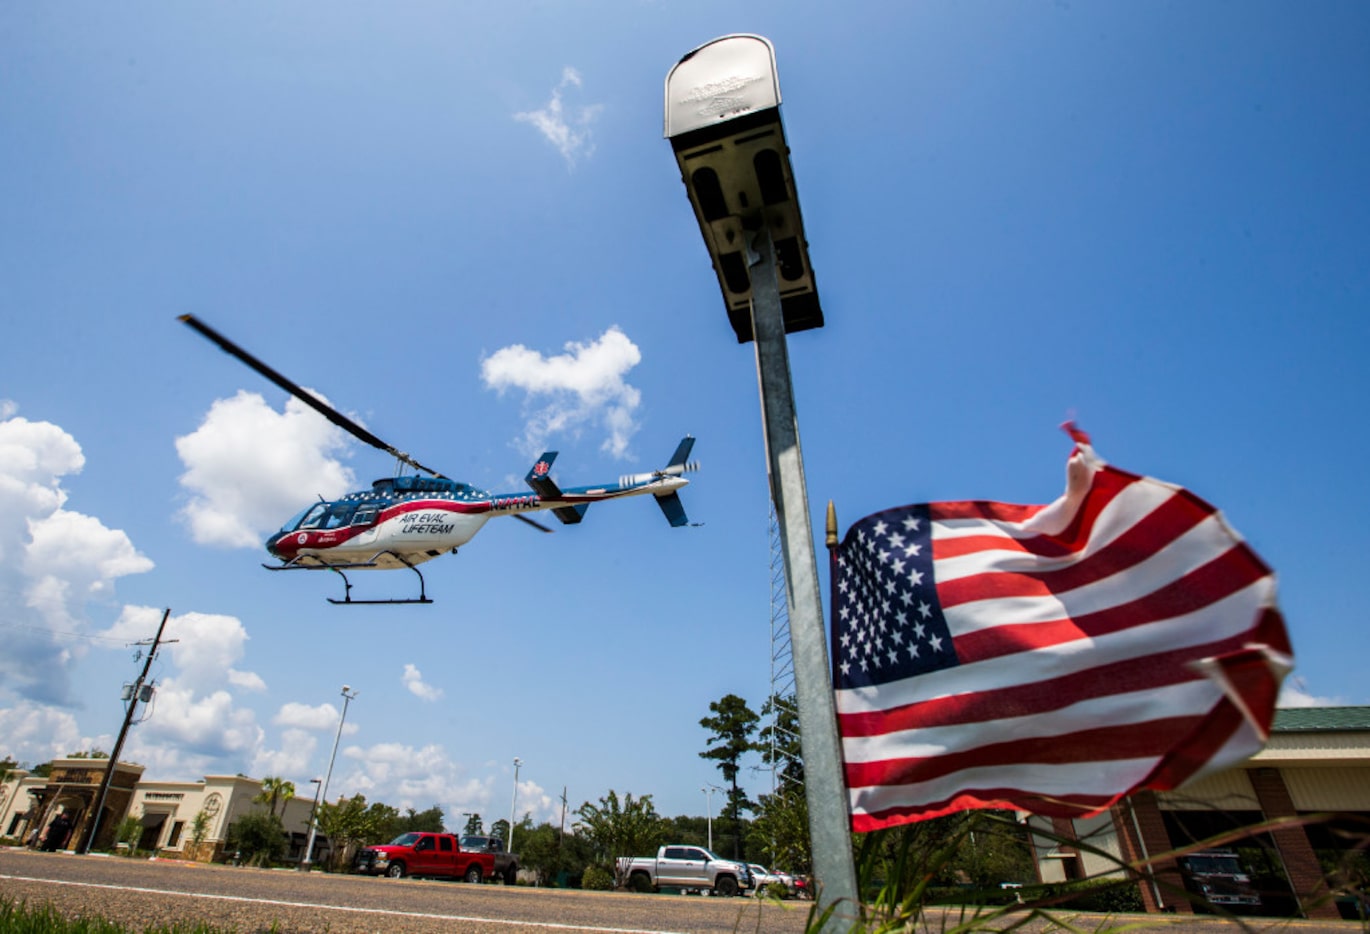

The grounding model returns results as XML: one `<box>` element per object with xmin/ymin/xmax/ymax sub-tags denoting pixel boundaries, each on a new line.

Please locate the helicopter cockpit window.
<box><xmin>323</xmin><ymin>503</ymin><xmax>358</xmax><ymax>529</ymax></box>
<box><xmin>279</xmin><ymin>506</ymin><xmax>312</xmax><ymax>533</ymax></box>
<box><xmin>297</xmin><ymin>504</ymin><xmax>330</xmax><ymax>530</ymax></box>
<box><xmin>351</xmin><ymin>504</ymin><xmax>379</xmax><ymax>527</ymax></box>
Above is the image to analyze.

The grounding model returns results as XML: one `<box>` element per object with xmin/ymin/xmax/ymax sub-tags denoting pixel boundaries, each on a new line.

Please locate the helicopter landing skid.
<box><xmin>263</xmin><ymin>553</ymin><xmax>433</xmax><ymax>605</ymax></box>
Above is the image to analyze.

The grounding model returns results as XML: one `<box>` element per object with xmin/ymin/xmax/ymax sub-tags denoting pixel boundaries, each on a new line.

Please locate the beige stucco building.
<box><xmin>1027</xmin><ymin>707</ymin><xmax>1370</xmax><ymax>920</ymax></box>
<box><xmin>1</xmin><ymin>758</ymin><xmax>324</xmax><ymax>863</ymax></box>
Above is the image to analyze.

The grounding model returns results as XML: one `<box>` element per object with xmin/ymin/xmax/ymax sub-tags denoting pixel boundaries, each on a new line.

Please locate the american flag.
<box><xmin>831</xmin><ymin>426</ymin><xmax>1292</xmax><ymax>832</ymax></box>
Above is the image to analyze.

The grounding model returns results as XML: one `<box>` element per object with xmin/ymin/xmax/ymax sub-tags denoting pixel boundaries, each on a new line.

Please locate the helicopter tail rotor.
<box><xmin>618</xmin><ymin>434</ymin><xmax>699</xmax><ymax>488</ymax></box>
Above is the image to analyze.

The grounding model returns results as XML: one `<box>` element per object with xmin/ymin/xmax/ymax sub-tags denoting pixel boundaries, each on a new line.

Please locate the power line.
<box><xmin>0</xmin><ymin>620</ymin><xmax>134</xmax><ymax>646</ymax></box>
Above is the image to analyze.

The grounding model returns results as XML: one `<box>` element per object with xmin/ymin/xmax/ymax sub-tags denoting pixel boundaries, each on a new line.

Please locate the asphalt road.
<box><xmin>3</xmin><ymin>849</ymin><xmax>1363</xmax><ymax>934</ymax></box>
<box><xmin>0</xmin><ymin>848</ymin><xmax>816</xmax><ymax>934</ymax></box>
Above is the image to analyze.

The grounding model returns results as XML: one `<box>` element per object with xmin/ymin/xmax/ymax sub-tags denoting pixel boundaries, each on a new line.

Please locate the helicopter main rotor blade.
<box><xmin>513</xmin><ymin>513</ymin><xmax>554</xmax><ymax>533</ymax></box>
<box><xmin>179</xmin><ymin>314</ymin><xmax>445</xmax><ymax>478</ymax></box>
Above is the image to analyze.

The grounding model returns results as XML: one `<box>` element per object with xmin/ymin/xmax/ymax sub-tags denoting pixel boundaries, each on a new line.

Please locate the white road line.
<box><xmin>0</xmin><ymin>874</ymin><xmax>689</xmax><ymax>934</ymax></box>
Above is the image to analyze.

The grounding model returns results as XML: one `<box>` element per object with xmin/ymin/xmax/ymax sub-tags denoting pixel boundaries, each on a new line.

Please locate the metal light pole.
<box><xmin>302</xmin><ymin>685</ymin><xmax>356</xmax><ymax>870</ymax></box>
<box><xmin>508</xmin><ymin>757</ymin><xmax>522</xmax><ymax>854</ymax></box>
<box><xmin>703</xmin><ymin>786</ymin><xmax>716</xmax><ymax>851</ymax></box>
<box><xmin>302</xmin><ymin>778</ymin><xmax>322</xmax><ymax>862</ymax></box>
<box><xmin>665</xmin><ymin>35</ymin><xmax>857</xmax><ymax>926</ymax></box>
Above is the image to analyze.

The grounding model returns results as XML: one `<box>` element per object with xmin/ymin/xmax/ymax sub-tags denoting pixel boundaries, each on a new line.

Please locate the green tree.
<box><xmin>365</xmin><ymin>802</ymin><xmax>402</xmax><ymax>843</ymax></box>
<box><xmin>463</xmin><ymin>813</ymin><xmax>484</xmax><ymax>835</ymax></box>
<box><xmin>699</xmin><ymin>693</ymin><xmax>759</xmax><ymax>859</ymax></box>
<box><xmin>253</xmin><ymin>776</ymin><xmax>296</xmax><ymax>819</ymax></box>
<box><xmin>401</xmin><ymin>805</ymin><xmax>445</xmax><ymax>834</ymax></box>
<box><xmin>856</xmin><ymin>809</ymin><xmax>1035</xmax><ymax>902</ymax></box>
<box><xmin>375</xmin><ymin>804</ymin><xmax>445</xmax><ymax>841</ymax></box>
<box><xmin>67</xmin><ymin>750</ymin><xmax>110</xmax><ymax>759</ymax></box>
<box><xmin>575</xmin><ymin>791</ymin><xmax>667</xmax><ymax>887</ymax></box>
<box><xmin>747</xmin><ymin>786</ymin><xmax>811</xmax><ymax>874</ymax></box>
<box><xmin>314</xmin><ymin>794</ymin><xmax>381</xmax><ymax>870</ymax></box>
<box><xmin>225</xmin><ymin>811</ymin><xmax>287</xmax><ymax>867</ymax></box>
<box><xmin>490</xmin><ymin>818</ymin><xmax>510</xmax><ymax>845</ymax></box>
<box><xmin>189</xmin><ymin>809</ymin><xmax>211</xmax><ymax>857</ymax></box>
<box><xmin>0</xmin><ymin>756</ymin><xmax>17</xmax><ymax>785</ymax></box>
<box><xmin>514</xmin><ymin>820</ymin><xmax>590</xmax><ymax>886</ymax></box>
<box><xmin>660</xmin><ymin>814</ymin><xmax>707</xmax><ymax>848</ymax></box>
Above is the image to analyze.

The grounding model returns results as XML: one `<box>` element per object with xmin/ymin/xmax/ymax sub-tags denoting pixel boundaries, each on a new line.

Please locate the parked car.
<box><xmin>459</xmin><ymin>834</ymin><xmax>520</xmax><ymax>885</ymax></box>
<box><xmin>354</xmin><ymin>832</ymin><xmax>494</xmax><ymax>881</ymax></box>
<box><xmin>1177</xmin><ymin>850</ymin><xmax>1261</xmax><ymax>908</ymax></box>
<box><xmin>747</xmin><ymin>864</ymin><xmax>796</xmax><ymax>898</ymax></box>
<box><xmin>617</xmin><ymin>845</ymin><xmax>753</xmax><ymax>896</ymax></box>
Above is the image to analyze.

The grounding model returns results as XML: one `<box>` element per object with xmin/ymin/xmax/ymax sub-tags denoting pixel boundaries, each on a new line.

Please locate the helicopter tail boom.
<box><xmin>521</xmin><ymin>438</ymin><xmax>697</xmax><ymax>528</ymax></box>
<box><xmin>525</xmin><ymin>452</ymin><xmax>590</xmax><ymax>525</ymax></box>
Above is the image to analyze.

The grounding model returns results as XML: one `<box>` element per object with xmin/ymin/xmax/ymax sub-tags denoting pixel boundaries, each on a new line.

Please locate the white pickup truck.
<box><xmin>617</xmin><ymin>845</ymin><xmax>753</xmax><ymax>896</ymax></box>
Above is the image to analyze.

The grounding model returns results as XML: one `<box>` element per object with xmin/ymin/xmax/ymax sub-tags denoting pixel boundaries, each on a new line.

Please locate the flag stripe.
<box><xmin>839</xmin><ymin>641</ymin><xmax>1234</xmax><ymax>741</ymax></box>
<box><xmin>935</xmin><ymin>490</ymin><xmax>1212</xmax><ymax>603</ymax></box>
<box><xmin>931</xmin><ymin>464</ymin><xmax>1136</xmax><ymax>558</ymax></box>
<box><xmin>836</xmin><ymin>577</ymin><xmax>1278</xmax><ymax>720</ymax></box>
<box><xmin>831</xmin><ymin>436</ymin><xmax>1289</xmax><ymax>831</ymax></box>
<box><xmin>845</xmin><ymin>714</ymin><xmax>1207</xmax><ymax>788</ymax></box>
<box><xmin>842</xmin><ymin>679</ymin><xmax>1224</xmax><ymax>766</ymax></box>
<box><xmin>950</xmin><ymin>545</ymin><xmax>1272</xmax><ymax>663</ymax></box>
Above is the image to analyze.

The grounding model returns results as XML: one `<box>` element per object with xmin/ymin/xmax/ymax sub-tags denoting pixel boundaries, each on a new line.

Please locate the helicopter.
<box><xmin>179</xmin><ymin>315</ymin><xmax>699</xmax><ymax>605</ymax></box>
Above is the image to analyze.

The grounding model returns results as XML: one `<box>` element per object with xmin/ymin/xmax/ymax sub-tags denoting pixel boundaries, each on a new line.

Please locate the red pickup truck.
<box><xmin>354</xmin><ymin>832</ymin><xmax>495</xmax><ymax>881</ymax></box>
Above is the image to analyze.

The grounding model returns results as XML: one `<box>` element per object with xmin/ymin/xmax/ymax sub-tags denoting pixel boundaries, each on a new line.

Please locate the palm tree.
<box><xmin>254</xmin><ymin>776</ymin><xmax>296</xmax><ymax>818</ymax></box>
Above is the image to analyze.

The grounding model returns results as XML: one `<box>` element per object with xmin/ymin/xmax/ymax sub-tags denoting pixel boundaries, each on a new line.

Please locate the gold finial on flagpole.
<box><xmin>826</xmin><ymin>500</ymin><xmax>838</xmax><ymax>550</ymax></box>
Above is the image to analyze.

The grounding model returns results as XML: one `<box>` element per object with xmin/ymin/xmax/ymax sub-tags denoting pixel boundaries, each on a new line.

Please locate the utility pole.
<box><xmin>81</xmin><ymin>608</ymin><xmax>174</xmax><ymax>854</ymax></box>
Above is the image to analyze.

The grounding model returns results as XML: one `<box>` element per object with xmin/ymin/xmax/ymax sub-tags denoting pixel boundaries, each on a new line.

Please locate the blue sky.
<box><xmin>2</xmin><ymin>2</ymin><xmax>1367</xmax><ymax>827</ymax></box>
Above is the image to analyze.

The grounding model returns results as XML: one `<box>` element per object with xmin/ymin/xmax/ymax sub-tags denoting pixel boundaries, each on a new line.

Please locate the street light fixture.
<box><xmin>508</xmin><ymin>757</ymin><xmax>522</xmax><ymax>855</ymax></box>
<box><xmin>665</xmin><ymin>34</ymin><xmax>822</xmax><ymax>344</ymax></box>
<box><xmin>702</xmin><ymin>786</ymin><xmax>717</xmax><ymax>851</ymax></box>
<box><xmin>666</xmin><ymin>34</ymin><xmax>857</xmax><ymax>924</ymax></box>
<box><xmin>302</xmin><ymin>684</ymin><xmax>357</xmax><ymax>871</ymax></box>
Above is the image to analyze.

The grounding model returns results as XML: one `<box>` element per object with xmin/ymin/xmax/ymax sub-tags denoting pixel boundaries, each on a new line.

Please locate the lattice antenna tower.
<box><xmin>767</xmin><ymin>501</ymin><xmax>800</xmax><ymax>795</ymax></box>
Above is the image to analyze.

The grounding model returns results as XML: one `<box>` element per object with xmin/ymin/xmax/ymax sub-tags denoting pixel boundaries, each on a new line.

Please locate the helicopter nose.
<box><xmin>265</xmin><ymin>534</ymin><xmax>282</xmax><ymax>559</ymax></box>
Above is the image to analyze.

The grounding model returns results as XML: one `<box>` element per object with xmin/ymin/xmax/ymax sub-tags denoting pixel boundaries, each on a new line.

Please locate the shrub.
<box><xmin>581</xmin><ymin>865</ymin><xmax>614</xmax><ymax>890</ymax></box>
<box><xmin>224</xmin><ymin>810</ymin><xmax>287</xmax><ymax>867</ymax></box>
<box><xmin>1020</xmin><ymin>879</ymin><xmax>1145</xmax><ymax>913</ymax></box>
<box><xmin>115</xmin><ymin>816</ymin><xmax>143</xmax><ymax>853</ymax></box>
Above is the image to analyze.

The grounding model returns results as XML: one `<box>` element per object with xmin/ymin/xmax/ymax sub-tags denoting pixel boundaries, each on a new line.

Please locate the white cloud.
<box><xmin>513</xmin><ymin>777</ymin><xmax>556</xmax><ymax>826</ymax></box>
<box><xmin>335</xmin><ymin>741</ymin><xmax>494</xmax><ymax>817</ymax></box>
<box><xmin>401</xmin><ymin>664</ymin><xmax>443</xmax><ymax>702</ymax></box>
<box><xmin>514</xmin><ymin>67</ymin><xmax>603</xmax><ymax>168</ymax></box>
<box><xmin>481</xmin><ymin>327</ymin><xmax>643</xmax><ymax>459</ymax></box>
<box><xmin>133</xmin><ymin>677</ymin><xmax>262</xmax><ymax>759</ymax></box>
<box><xmin>0</xmin><ymin>702</ymin><xmax>103</xmax><ymax>766</ymax></box>
<box><xmin>96</xmin><ymin>608</ymin><xmax>260</xmax><ymax>692</ymax></box>
<box><xmin>0</xmin><ymin>407</ymin><xmax>153</xmax><ymax>704</ymax></box>
<box><xmin>228</xmin><ymin>669</ymin><xmax>268</xmax><ymax>692</ymax></box>
<box><xmin>274</xmin><ymin>701</ymin><xmax>343</xmax><ymax>731</ymax></box>
<box><xmin>1278</xmin><ymin>679</ymin><xmax>1348</xmax><ymax>708</ymax></box>
<box><xmin>250</xmin><ymin>728</ymin><xmax>318</xmax><ymax>780</ymax></box>
<box><xmin>271</xmin><ymin>701</ymin><xmax>358</xmax><ymax>741</ymax></box>
<box><xmin>175</xmin><ymin>390</ymin><xmax>357</xmax><ymax>548</ymax></box>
